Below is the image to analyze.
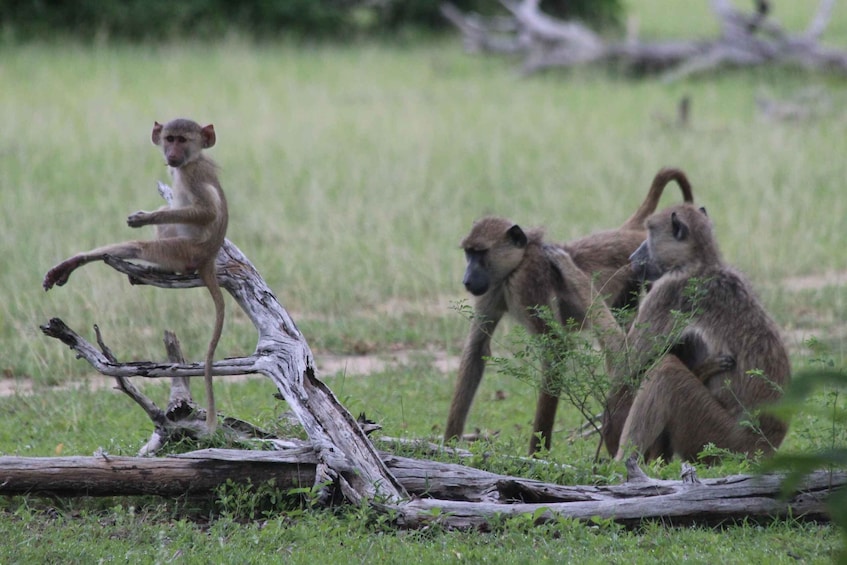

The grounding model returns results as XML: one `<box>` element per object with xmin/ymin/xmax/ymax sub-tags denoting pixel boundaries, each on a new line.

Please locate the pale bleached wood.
<box><xmin>0</xmin><ymin>449</ymin><xmax>840</xmax><ymax>530</ymax></box>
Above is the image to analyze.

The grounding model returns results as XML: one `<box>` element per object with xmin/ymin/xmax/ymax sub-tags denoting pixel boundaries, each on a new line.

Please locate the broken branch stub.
<box><xmin>41</xmin><ymin>181</ymin><xmax>407</xmax><ymax>505</ymax></box>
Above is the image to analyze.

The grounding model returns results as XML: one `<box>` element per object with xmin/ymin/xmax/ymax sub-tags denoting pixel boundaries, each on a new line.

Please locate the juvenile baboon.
<box><xmin>44</xmin><ymin>118</ymin><xmax>228</xmax><ymax>434</ymax></box>
<box><xmin>445</xmin><ymin>168</ymin><xmax>694</xmax><ymax>455</ymax></box>
<box><xmin>547</xmin><ymin>203</ymin><xmax>790</xmax><ymax>462</ymax></box>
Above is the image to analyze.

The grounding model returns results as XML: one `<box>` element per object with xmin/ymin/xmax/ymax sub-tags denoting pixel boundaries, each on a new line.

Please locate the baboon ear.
<box><xmin>671</xmin><ymin>212</ymin><xmax>689</xmax><ymax>241</ymax></box>
<box><xmin>699</xmin><ymin>206</ymin><xmax>708</xmax><ymax>217</ymax></box>
<box><xmin>151</xmin><ymin>121</ymin><xmax>163</xmax><ymax>146</ymax></box>
<box><xmin>507</xmin><ymin>225</ymin><xmax>528</xmax><ymax>248</ymax></box>
<box><xmin>201</xmin><ymin>124</ymin><xmax>216</xmax><ymax>148</ymax></box>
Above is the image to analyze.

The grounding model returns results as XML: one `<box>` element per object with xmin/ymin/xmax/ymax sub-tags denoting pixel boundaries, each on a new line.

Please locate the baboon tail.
<box><xmin>621</xmin><ymin>167</ymin><xmax>694</xmax><ymax>231</ymax></box>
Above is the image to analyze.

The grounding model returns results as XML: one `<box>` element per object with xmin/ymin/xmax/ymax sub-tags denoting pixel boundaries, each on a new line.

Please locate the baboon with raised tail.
<box><xmin>445</xmin><ymin>168</ymin><xmax>695</xmax><ymax>455</ymax></box>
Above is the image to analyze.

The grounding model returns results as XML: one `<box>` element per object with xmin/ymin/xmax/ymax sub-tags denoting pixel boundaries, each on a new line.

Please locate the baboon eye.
<box><xmin>465</xmin><ymin>249</ymin><xmax>486</xmax><ymax>265</ymax></box>
<box><xmin>671</xmin><ymin>212</ymin><xmax>689</xmax><ymax>241</ymax></box>
<box><xmin>177</xmin><ymin>136</ymin><xmax>187</xmax><ymax>143</ymax></box>
<box><xmin>165</xmin><ymin>135</ymin><xmax>175</xmax><ymax>142</ymax></box>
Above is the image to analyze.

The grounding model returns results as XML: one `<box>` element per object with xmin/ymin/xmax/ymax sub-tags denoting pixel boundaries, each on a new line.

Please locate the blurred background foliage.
<box><xmin>0</xmin><ymin>0</ymin><xmax>622</xmax><ymax>42</ymax></box>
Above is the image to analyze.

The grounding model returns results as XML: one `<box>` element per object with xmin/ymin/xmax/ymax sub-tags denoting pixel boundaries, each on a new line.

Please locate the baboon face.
<box><xmin>629</xmin><ymin>240</ymin><xmax>663</xmax><ymax>283</ymax></box>
<box><xmin>152</xmin><ymin>119</ymin><xmax>216</xmax><ymax>168</ymax></box>
<box><xmin>639</xmin><ymin>205</ymin><xmax>712</xmax><ymax>275</ymax></box>
<box><xmin>461</xmin><ymin>217</ymin><xmax>528</xmax><ymax>296</ymax></box>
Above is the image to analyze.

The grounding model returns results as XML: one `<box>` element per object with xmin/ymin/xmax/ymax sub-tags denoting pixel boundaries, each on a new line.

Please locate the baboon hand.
<box><xmin>543</xmin><ymin>245</ymin><xmax>568</xmax><ymax>258</ymax></box>
<box><xmin>127</xmin><ymin>211</ymin><xmax>152</xmax><ymax>228</ymax></box>
<box><xmin>544</xmin><ymin>245</ymin><xmax>578</xmax><ymax>269</ymax></box>
<box><xmin>543</xmin><ymin>245</ymin><xmax>584</xmax><ymax>287</ymax></box>
<box><xmin>43</xmin><ymin>259</ymin><xmax>78</xmax><ymax>290</ymax></box>
<box><xmin>715</xmin><ymin>354</ymin><xmax>736</xmax><ymax>372</ymax></box>
<box><xmin>544</xmin><ymin>245</ymin><xmax>572</xmax><ymax>268</ymax></box>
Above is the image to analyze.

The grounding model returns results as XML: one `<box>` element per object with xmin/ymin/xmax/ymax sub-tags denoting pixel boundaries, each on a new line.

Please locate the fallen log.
<box><xmin>0</xmin><ymin>449</ymin><xmax>842</xmax><ymax>529</ymax></box>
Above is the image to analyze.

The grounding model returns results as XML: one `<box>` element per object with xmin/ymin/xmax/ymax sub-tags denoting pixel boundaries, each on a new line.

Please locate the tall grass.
<box><xmin>4</xmin><ymin>33</ymin><xmax>847</xmax><ymax>380</ymax></box>
<box><xmin>0</xmin><ymin>9</ymin><xmax>844</xmax><ymax>365</ymax></box>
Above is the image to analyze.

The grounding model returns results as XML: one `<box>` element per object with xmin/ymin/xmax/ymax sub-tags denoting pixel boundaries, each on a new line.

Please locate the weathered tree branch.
<box><xmin>99</xmin><ymin>326</ymin><xmax>272</xmax><ymax>455</ymax></box>
<box><xmin>442</xmin><ymin>0</ymin><xmax>847</xmax><ymax>79</ymax></box>
<box><xmin>41</xmin><ymin>181</ymin><xmax>407</xmax><ymax>506</ymax></box>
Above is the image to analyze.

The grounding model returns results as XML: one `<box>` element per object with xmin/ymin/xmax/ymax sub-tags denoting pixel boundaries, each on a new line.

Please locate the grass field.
<box><xmin>1</xmin><ymin>1</ymin><xmax>847</xmax><ymax>562</ymax></box>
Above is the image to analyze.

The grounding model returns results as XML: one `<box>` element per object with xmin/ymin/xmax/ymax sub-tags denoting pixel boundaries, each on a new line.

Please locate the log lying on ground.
<box><xmin>41</xmin><ymin>181</ymin><xmax>406</xmax><ymax>507</ymax></box>
<box><xmin>0</xmin><ymin>448</ymin><xmax>842</xmax><ymax>529</ymax></box>
<box><xmin>442</xmin><ymin>0</ymin><xmax>847</xmax><ymax>80</ymax></box>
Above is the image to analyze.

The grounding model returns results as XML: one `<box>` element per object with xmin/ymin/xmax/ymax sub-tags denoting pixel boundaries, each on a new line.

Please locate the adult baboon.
<box><xmin>547</xmin><ymin>203</ymin><xmax>790</xmax><ymax>462</ymax></box>
<box><xmin>445</xmin><ymin>168</ymin><xmax>694</xmax><ymax>455</ymax></box>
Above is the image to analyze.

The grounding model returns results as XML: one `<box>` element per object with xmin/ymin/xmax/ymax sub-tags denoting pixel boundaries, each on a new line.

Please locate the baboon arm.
<box><xmin>544</xmin><ymin>246</ymin><xmax>625</xmax><ymax>350</ymax></box>
<box><xmin>444</xmin><ymin>310</ymin><xmax>503</xmax><ymax>441</ymax></box>
<box><xmin>131</xmin><ymin>206</ymin><xmax>217</xmax><ymax>227</ymax></box>
<box><xmin>621</xmin><ymin>301</ymin><xmax>684</xmax><ymax>378</ymax></box>
<box><xmin>602</xmin><ymin>385</ymin><xmax>633</xmax><ymax>457</ymax></box>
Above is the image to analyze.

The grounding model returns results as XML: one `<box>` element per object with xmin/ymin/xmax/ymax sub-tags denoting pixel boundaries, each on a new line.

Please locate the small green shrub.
<box><xmin>762</xmin><ymin>340</ymin><xmax>847</xmax><ymax>560</ymax></box>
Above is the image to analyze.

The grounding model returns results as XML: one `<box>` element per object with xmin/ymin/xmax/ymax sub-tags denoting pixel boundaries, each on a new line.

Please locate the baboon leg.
<box><xmin>617</xmin><ymin>356</ymin><xmax>770</xmax><ymax>462</ymax></box>
<box><xmin>45</xmin><ymin>241</ymin><xmax>146</xmax><ymax>289</ymax></box>
<box><xmin>604</xmin><ymin>384</ymin><xmax>674</xmax><ymax>462</ymax></box>
<box><xmin>644</xmin><ymin>430</ymin><xmax>674</xmax><ymax>463</ymax></box>
<box><xmin>44</xmin><ymin>238</ymin><xmax>202</xmax><ymax>289</ymax></box>
<box><xmin>530</xmin><ymin>389</ymin><xmax>558</xmax><ymax>454</ymax></box>
<box><xmin>444</xmin><ymin>313</ymin><xmax>500</xmax><ymax>441</ymax></box>
<box><xmin>602</xmin><ymin>385</ymin><xmax>634</xmax><ymax>457</ymax></box>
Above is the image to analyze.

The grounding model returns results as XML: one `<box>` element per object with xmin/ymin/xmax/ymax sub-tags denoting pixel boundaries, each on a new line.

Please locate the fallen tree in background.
<box><xmin>441</xmin><ymin>0</ymin><xmax>847</xmax><ymax>80</ymax></box>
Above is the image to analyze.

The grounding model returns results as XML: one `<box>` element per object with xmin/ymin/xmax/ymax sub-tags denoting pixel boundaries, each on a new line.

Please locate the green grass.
<box><xmin>0</xmin><ymin>376</ymin><xmax>843</xmax><ymax>563</ymax></box>
<box><xmin>0</xmin><ymin>497</ymin><xmax>837</xmax><ymax>564</ymax></box>
<box><xmin>2</xmin><ymin>0</ymin><xmax>847</xmax><ymax>561</ymax></box>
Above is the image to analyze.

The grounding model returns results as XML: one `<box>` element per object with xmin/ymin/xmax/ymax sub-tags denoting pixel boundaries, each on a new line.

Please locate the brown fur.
<box><xmin>44</xmin><ymin>118</ymin><xmax>228</xmax><ymax>434</ymax></box>
<box><xmin>548</xmin><ymin>203</ymin><xmax>790</xmax><ymax>462</ymax></box>
<box><xmin>445</xmin><ymin>168</ymin><xmax>694</xmax><ymax>455</ymax></box>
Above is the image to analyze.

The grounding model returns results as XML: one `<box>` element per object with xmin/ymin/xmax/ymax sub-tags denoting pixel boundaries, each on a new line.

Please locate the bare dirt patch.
<box><xmin>319</xmin><ymin>349</ymin><xmax>459</xmax><ymax>377</ymax></box>
<box><xmin>781</xmin><ymin>270</ymin><xmax>847</xmax><ymax>292</ymax></box>
<box><xmin>0</xmin><ymin>350</ymin><xmax>462</xmax><ymax>398</ymax></box>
